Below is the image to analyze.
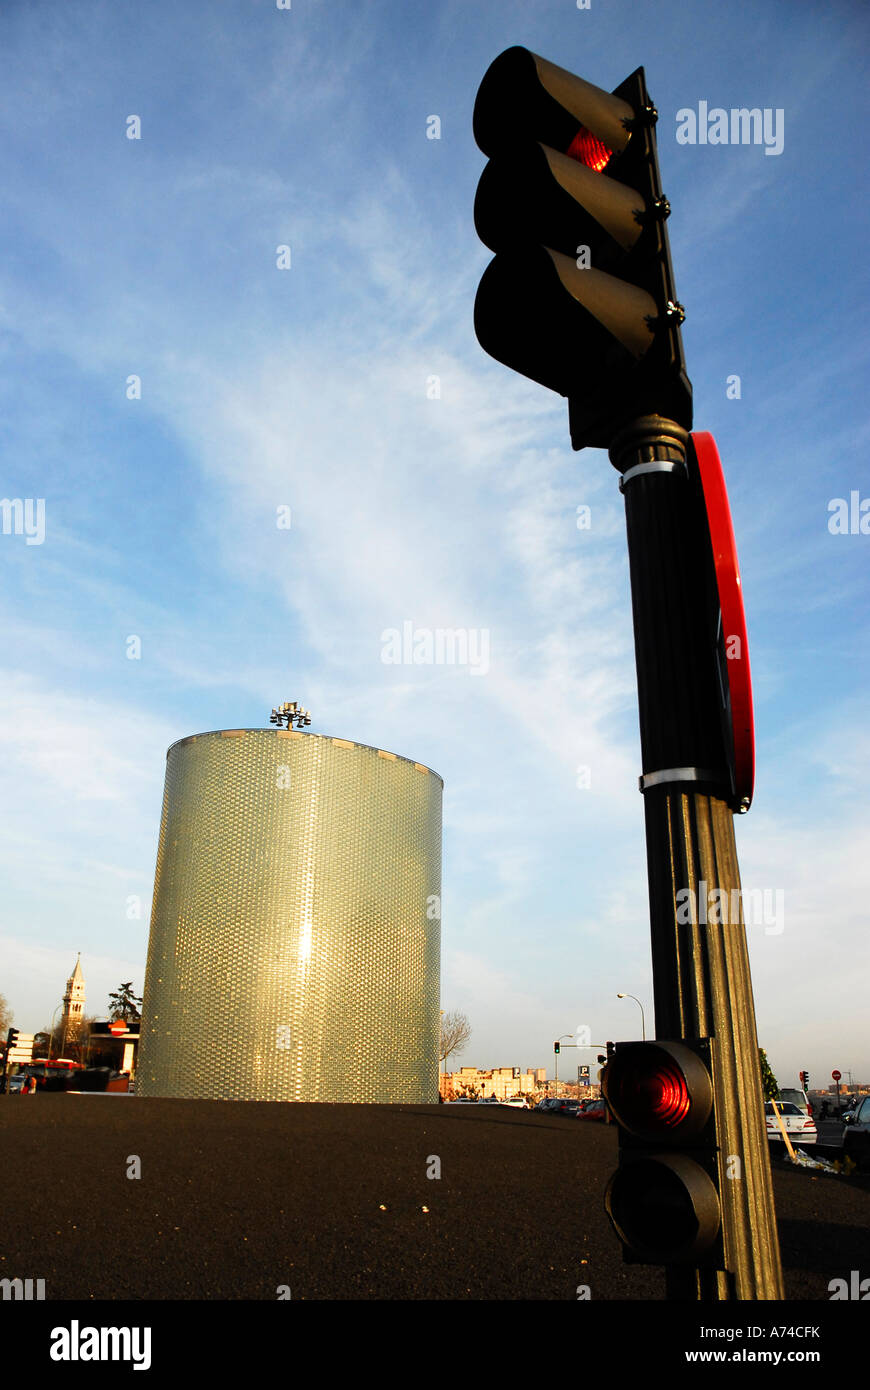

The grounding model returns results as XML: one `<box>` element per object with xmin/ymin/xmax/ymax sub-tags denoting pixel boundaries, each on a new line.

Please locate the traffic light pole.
<box><xmin>610</xmin><ymin>416</ymin><xmax>784</xmax><ymax>1300</ymax></box>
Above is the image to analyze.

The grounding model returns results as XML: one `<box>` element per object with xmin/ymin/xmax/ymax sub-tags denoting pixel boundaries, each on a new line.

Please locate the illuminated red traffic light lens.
<box><xmin>565</xmin><ymin>125</ymin><xmax>612</xmax><ymax>172</ymax></box>
<box><xmin>610</xmin><ymin>1057</ymin><xmax>690</xmax><ymax>1129</ymax></box>
<box><xmin>603</xmin><ymin>1042</ymin><xmax>713</xmax><ymax>1141</ymax></box>
<box><xmin>639</xmin><ymin>1062</ymin><xmax>691</xmax><ymax>1127</ymax></box>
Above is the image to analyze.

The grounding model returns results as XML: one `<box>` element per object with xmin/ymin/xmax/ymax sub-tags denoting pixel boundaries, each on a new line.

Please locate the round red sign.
<box><xmin>832</xmin><ymin>1070</ymin><xmax>842</xmax><ymax>1081</ymax></box>
<box><xmin>109</xmin><ymin>1021</ymin><xmax>127</xmax><ymax>1036</ymax></box>
<box><xmin>690</xmin><ymin>433</ymin><xmax>755</xmax><ymax>812</ymax></box>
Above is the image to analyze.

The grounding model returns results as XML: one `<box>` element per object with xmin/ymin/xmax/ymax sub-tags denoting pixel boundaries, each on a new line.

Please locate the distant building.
<box><xmin>61</xmin><ymin>954</ymin><xmax>85</xmax><ymax>1049</ymax></box>
<box><xmin>88</xmin><ymin>1020</ymin><xmax>140</xmax><ymax>1079</ymax></box>
<box><xmin>443</xmin><ymin>1066</ymin><xmax>539</xmax><ymax>1101</ymax></box>
<box><xmin>440</xmin><ymin>1065</ymin><xmax>599</xmax><ymax>1102</ymax></box>
<box><xmin>137</xmin><ymin>727</ymin><xmax>442</xmax><ymax>1103</ymax></box>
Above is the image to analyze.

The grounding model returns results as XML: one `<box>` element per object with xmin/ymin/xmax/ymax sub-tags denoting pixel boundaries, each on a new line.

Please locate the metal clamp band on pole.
<box><xmin>638</xmin><ymin>767</ymin><xmax>720</xmax><ymax>792</ymax></box>
<box><xmin>619</xmin><ymin>460</ymin><xmax>686</xmax><ymax>492</ymax></box>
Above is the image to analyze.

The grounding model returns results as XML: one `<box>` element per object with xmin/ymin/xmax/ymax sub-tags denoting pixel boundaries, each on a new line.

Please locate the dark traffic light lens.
<box><xmin>605</xmin><ymin>1157</ymin><xmax>720</xmax><ymax>1261</ymax></box>
<box><xmin>612</xmin><ymin>1163</ymin><xmax>697</xmax><ymax>1252</ymax></box>
<box><xmin>565</xmin><ymin>124</ymin><xmax>612</xmax><ymax>171</ymax></box>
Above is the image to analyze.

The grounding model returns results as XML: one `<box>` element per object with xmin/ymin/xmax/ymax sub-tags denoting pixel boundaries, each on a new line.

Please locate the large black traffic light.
<box><xmin>602</xmin><ymin>1040</ymin><xmax>722</xmax><ymax>1265</ymax></box>
<box><xmin>472</xmin><ymin>46</ymin><xmax>691</xmax><ymax>450</ymax></box>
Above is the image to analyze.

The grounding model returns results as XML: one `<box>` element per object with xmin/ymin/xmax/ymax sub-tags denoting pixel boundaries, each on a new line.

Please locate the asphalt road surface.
<box><xmin>2</xmin><ymin>1095</ymin><xmax>867</xmax><ymax>1301</ymax></box>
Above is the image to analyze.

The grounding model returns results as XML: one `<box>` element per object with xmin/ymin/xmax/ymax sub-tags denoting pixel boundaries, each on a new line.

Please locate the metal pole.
<box><xmin>617</xmin><ymin>993</ymin><xmax>646</xmax><ymax>1040</ymax></box>
<box><xmin>46</xmin><ymin>1004</ymin><xmax>62</xmax><ymax>1062</ymax></box>
<box><xmin>609</xmin><ymin>415</ymin><xmax>784</xmax><ymax>1301</ymax></box>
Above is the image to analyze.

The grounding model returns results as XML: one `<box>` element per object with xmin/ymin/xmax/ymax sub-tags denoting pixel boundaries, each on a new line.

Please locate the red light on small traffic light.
<box><xmin>614</xmin><ymin>1056</ymin><xmax>692</xmax><ymax>1130</ymax></box>
<box><xmin>565</xmin><ymin>124</ymin><xmax>612</xmax><ymax>171</ymax></box>
<box><xmin>603</xmin><ymin>1040</ymin><xmax>722</xmax><ymax>1265</ymax></box>
<box><xmin>604</xmin><ymin>1041</ymin><xmax>712</xmax><ymax>1142</ymax></box>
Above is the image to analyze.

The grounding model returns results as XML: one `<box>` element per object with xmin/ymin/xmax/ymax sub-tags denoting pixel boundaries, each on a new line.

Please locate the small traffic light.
<box><xmin>7</xmin><ymin>1028</ymin><xmax>19</xmax><ymax>1050</ymax></box>
<box><xmin>472</xmin><ymin>46</ymin><xmax>691</xmax><ymax>450</ymax></box>
<box><xmin>800</xmin><ymin>1070</ymin><xmax>809</xmax><ymax>1091</ymax></box>
<box><xmin>602</xmin><ymin>1040</ymin><xmax>722</xmax><ymax>1265</ymax></box>
<box><xmin>554</xmin><ymin>1041</ymin><xmax>561</xmax><ymax>1055</ymax></box>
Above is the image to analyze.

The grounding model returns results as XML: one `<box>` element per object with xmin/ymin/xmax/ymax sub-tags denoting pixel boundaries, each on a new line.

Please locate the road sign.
<box><xmin>832</xmin><ymin>1070</ymin><xmax>842</xmax><ymax>1081</ymax></box>
<box><xmin>691</xmin><ymin>432</ymin><xmax>754</xmax><ymax>811</ymax></box>
<box><xmin>109</xmin><ymin>1021</ymin><xmax>127</xmax><ymax>1036</ymax></box>
<box><xmin>6</xmin><ymin>1029</ymin><xmax>35</xmax><ymax>1064</ymax></box>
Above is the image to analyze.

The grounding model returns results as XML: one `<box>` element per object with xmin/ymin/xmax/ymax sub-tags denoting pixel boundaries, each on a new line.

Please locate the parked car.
<box><xmin>842</xmin><ymin>1096</ymin><xmax>870</xmax><ymax>1171</ymax></box>
<box><xmin>778</xmin><ymin>1088</ymin><xmax>812</xmax><ymax>1116</ymax></box>
<box><xmin>534</xmin><ymin>1098</ymin><xmax>578</xmax><ymax>1115</ymax></box>
<box><xmin>765</xmin><ymin>1101</ymin><xmax>817</xmax><ymax>1149</ymax></box>
<box><xmin>576</xmin><ymin>1099</ymin><xmax>608</xmax><ymax>1122</ymax></box>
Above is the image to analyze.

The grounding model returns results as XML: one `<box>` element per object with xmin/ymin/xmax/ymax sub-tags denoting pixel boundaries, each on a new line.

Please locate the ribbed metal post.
<box><xmin>610</xmin><ymin>416</ymin><xmax>784</xmax><ymax>1300</ymax></box>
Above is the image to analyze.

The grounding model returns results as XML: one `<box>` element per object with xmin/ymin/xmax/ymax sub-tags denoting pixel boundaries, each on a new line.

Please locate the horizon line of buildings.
<box><xmin>14</xmin><ymin>955</ymin><xmax>870</xmax><ymax>1104</ymax></box>
<box><xmin>439</xmin><ymin>1065</ymin><xmax>601</xmax><ymax>1102</ymax></box>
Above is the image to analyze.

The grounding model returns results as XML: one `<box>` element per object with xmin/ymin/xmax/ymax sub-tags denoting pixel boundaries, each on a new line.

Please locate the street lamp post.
<box><xmin>46</xmin><ymin>1004</ymin><xmax>63</xmax><ymax>1062</ymax></box>
<box><xmin>617</xmin><ymin>993</ymin><xmax>646</xmax><ymax>1041</ymax></box>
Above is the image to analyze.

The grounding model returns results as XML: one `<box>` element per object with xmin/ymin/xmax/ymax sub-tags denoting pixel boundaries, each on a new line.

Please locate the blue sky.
<box><xmin>1</xmin><ymin>0</ymin><xmax>867</xmax><ymax>1092</ymax></box>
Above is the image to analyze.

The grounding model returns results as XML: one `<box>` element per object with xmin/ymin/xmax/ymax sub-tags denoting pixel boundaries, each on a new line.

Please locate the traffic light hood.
<box><xmin>473</xmin><ymin>46</ymin><xmax>634</xmax><ymax>162</ymax></box>
<box><xmin>475</xmin><ymin>142</ymin><xmax>646</xmax><ymax>265</ymax></box>
<box><xmin>472</xmin><ymin>47</ymin><xmax>692</xmax><ymax>449</ymax></box>
<box><xmin>475</xmin><ymin>246</ymin><xmax>657</xmax><ymax>399</ymax></box>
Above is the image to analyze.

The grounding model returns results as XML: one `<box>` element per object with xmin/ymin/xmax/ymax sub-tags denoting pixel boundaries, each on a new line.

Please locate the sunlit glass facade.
<box><xmin>137</xmin><ymin>729</ymin><xmax>442</xmax><ymax>1102</ymax></box>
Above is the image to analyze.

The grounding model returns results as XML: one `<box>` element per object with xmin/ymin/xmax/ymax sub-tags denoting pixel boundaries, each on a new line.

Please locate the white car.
<box><xmin>765</xmin><ymin>1101</ymin><xmax>817</xmax><ymax>1147</ymax></box>
<box><xmin>778</xmin><ymin>1088</ymin><xmax>812</xmax><ymax>1117</ymax></box>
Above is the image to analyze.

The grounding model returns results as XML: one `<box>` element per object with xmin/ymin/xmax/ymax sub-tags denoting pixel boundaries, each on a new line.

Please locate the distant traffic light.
<box><xmin>800</xmin><ymin>1070</ymin><xmax>809</xmax><ymax>1091</ymax></box>
<box><xmin>7</xmin><ymin>1028</ymin><xmax>19</xmax><ymax>1051</ymax></box>
<box><xmin>554</xmin><ymin>1041</ymin><xmax>561</xmax><ymax>1055</ymax></box>
<box><xmin>472</xmin><ymin>46</ymin><xmax>691</xmax><ymax>450</ymax></box>
<box><xmin>602</xmin><ymin>1040</ymin><xmax>722</xmax><ymax>1265</ymax></box>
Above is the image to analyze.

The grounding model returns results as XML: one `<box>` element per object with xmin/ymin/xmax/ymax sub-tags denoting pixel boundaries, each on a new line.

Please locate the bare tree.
<box><xmin>0</xmin><ymin>994</ymin><xmax>13</xmax><ymax>1038</ymax></box>
<box><xmin>439</xmin><ymin>1009</ymin><xmax>472</xmax><ymax>1070</ymax></box>
<box><xmin>40</xmin><ymin>1014</ymin><xmax>99</xmax><ymax>1063</ymax></box>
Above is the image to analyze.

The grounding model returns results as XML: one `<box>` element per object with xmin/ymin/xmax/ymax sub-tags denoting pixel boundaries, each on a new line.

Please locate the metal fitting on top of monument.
<box><xmin>136</xmin><ymin>729</ymin><xmax>442</xmax><ymax>1102</ymax></box>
